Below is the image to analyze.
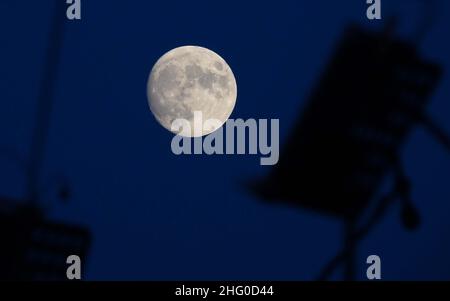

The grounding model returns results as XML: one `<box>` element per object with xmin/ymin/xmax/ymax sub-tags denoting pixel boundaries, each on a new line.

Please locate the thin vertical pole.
<box><xmin>27</xmin><ymin>1</ymin><xmax>66</xmax><ymax>202</ymax></box>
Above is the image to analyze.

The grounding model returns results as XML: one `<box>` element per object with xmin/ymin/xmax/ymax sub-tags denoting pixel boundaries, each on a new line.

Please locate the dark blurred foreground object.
<box><xmin>0</xmin><ymin>1</ymin><xmax>92</xmax><ymax>280</ymax></box>
<box><xmin>0</xmin><ymin>198</ymin><xmax>91</xmax><ymax>280</ymax></box>
<box><xmin>251</xmin><ymin>23</ymin><xmax>448</xmax><ymax>280</ymax></box>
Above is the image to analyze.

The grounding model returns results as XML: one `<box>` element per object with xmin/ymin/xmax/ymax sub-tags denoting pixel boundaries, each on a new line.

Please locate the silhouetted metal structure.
<box><xmin>251</xmin><ymin>23</ymin><xmax>448</xmax><ymax>280</ymax></box>
<box><xmin>0</xmin><ymin>1</ymin><xmax>91</xmax><ymax>280</ymax></box>
<box><xmin>0</xmin><ymin>199</ymin><xmax>91</xmax><ymax>280</ymax></box>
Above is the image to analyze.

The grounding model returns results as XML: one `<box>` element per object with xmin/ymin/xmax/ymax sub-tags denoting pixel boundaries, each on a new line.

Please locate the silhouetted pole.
<box><xmin>27</xmin><ymin>1</ymin><xmax>66</xmax><ymax>203</ymax></box>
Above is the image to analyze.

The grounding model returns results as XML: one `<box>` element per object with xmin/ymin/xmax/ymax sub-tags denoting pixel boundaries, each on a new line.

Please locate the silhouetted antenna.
<box><xmin>0</xmin><ymin>1</ymin><xmax>91</xmax><ymax>280</ymax></box>
<box><xmin>250</xmin><ymin>21</ymin><xmax>447</xmax><ymax>280</ymax></box>
<box><xmin>27</xmin><ymin>0</ymin><xmax>67</xmax><ymax>204</ymax></box>
<box><xmin>1</xmin><ymin>2</ymin><xmax>71</xmax><ymax>207</ymax></box>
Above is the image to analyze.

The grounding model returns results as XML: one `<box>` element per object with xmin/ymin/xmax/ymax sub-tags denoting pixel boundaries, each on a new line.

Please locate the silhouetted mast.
<box><xmin>27</xmin><ymin>0</ymin><xmax>66</xmax><ymax>203</ymax></box>
<box><xmin>250</xmin><ymin>16</ymin><xmax>448</xmax><ymax>280</ymax></box>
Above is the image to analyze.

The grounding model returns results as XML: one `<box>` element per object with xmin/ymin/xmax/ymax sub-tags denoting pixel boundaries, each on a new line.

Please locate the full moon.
<box><xmin>147</xmin><ymin>46</ymin><xmax>237</xmax><ymax>137</ymax></box>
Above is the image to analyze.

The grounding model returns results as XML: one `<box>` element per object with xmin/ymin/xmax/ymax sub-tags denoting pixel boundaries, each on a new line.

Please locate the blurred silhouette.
<box><xmin>0</xmin><ymin>1</ymin><xmax>91</xmax><ymax>280</ymax></box>
<box><xmin>0</xmin><ymin>198</ymin><xmax>90</xmax><ymax>281</ymax></box>
<box><xmin>250</xmin><ymin>22</ymin><xmax>448</xmax><ymax>280</ymax></box>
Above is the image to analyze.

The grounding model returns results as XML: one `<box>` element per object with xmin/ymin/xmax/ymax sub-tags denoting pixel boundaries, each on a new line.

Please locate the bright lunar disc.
<box><xmin>147</xmin><ymin>46</ymin><xmax>237</xmax><ymax>137</ymax></box>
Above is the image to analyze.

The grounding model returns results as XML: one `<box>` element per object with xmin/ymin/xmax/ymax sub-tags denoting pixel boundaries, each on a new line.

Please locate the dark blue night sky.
<box><xmin>1</xmin><ymin>1</ymin><xmax>450</xmax><ymax>280</ymax></box>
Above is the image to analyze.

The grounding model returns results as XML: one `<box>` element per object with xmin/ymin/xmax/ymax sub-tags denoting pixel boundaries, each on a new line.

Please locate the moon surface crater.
<box><xmin>147</xmin><ymin>46</ymin><xmax>237</xmax><ymax>137</ymax></box>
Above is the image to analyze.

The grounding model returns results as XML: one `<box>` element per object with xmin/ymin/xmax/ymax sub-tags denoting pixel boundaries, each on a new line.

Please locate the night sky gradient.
<box><xmin>1</xmin><ymin>1</ymin><xmax>450</xmax><ymax>280</ymax></box>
